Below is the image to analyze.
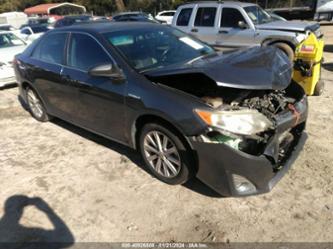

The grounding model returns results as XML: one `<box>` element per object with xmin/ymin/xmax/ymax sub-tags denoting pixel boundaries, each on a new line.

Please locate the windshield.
<box><xmin>104</xmin><ymin>27</ymin><xmax>215</xmax><ymax>72</ymax></box>
<box><xmin>244</xmin><ymin>5</ymin><xmax>273</xmax><ymax>25</ymax></box>
<box><xmin>0</xmin><ymin>33</ymin><xmax>25</xmax><ymax>48</ymax></box>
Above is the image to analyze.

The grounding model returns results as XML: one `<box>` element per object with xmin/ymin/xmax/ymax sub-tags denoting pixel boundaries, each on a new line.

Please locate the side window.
<box><xmin>176</xmin><ymin>8</ymin><xmax>193</xmax><ymax>26</ymax></box>
<box><xmin>68</xmin><ymin>33</ymin><xmax>111</xmax><ymax>71</ymax></box>
<box><xmin>194</xmin><ymin>7</ymin><xmax>217</xmax><ymax>27</ymax></box>
<box><xmin>221</xmin><ymin>8</ymin><xmax>246</xmax><ymax>28</ymax></box>
<box><xmin>32</xmin><ymin>33</ymin><xmax>67</xmax><ymax>64</ymax></box>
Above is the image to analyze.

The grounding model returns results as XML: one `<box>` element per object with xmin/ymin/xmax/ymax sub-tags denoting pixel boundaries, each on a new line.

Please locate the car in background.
<box><xmin>112</xmin><ymin>12</ymin><xmax>160</xmax><ymax>23</ymax></box>
<box><xmin>0</xmin><ymin>31</ymin><xmax>27</xmax><ymax>88</ymax></box>
<box><xmin>172</xmin><ymin>1</ymin><xmax>322</xmax><ymax>61</ymax></box>
<box><xmin>53</xmin><ymin>15</ymin><xmax>93</xmax><ymax>28</ymax></box>
<box><xmin>92</xmin><ymin>16</ymin><xmax>110</xmax><ymax>21</ymax></box>
<box><xmin>27</xmin><ymin>17</ymin><xmax>52</xmax><ymax>26</ymax></box>
<box><xmin>155</xmin><ymin>10</ymin><xmax>176</xmax><ymax>24</ymax></box>
<box><xmin>14</xmin><ymin>22</ymin><xmax>307</xmax><ymax>197</ymax></box>
<box><xmin>0</xmin><ymin>24</ymin><xmax>16</xmax><ymax>31</ymax></box>
<box><xmin>19</xmin><ymin>24</ymin><xmax>50</xmax><ymax>42</ymax></box>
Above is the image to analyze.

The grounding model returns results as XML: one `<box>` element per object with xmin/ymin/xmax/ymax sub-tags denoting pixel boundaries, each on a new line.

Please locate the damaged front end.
<box><xmin>196</xmin><ymin>81</ymin><xmax>307</xmax><ymax>167</ymax></box>
<box><xmin>146</xmin><ymin>47</ymin><xmax>308</xmax><ymax>196</ymax></box>
<box><xmin>192</xmin><ymin>82</ymin><xmax>308</xmax><ymax>196</ymax></box>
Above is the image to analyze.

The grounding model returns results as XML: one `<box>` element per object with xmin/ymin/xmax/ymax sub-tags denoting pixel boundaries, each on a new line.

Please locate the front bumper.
<box><xmin>190</xmin><ymin>97</ymin><xmax>308</xmax><ymax>197</ymax></box>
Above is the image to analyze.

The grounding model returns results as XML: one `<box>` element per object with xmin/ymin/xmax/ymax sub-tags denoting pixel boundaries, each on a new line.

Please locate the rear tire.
<box><xmin>26</xmin><ymin>87</ymin><xmax>50</xmax><ymax>122</ymax></box>
<box><xmin>139</xmin><ymin>123</ymin><xmax>193</xmax><ymax>185</ymax></box>
<box><xmin>272</xmin><ymin>42</ymin><xmax>295</xmax><ymax>62</ymax></box>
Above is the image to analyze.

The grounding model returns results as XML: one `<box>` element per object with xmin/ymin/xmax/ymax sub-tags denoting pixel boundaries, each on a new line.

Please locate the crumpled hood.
<box><xmin>256</xmin><ymin>20</ymin><xmax>320</xmax><ymax>32</ymax></box>
<box><xmin>0</xmin><ymin>45</ymin><xmax>26</xmax><ymax>64</ymax></box>
<box><xmin>145</xmin><ymin>46</ymin><xmax>292</xmax><ymax>90</ymax></box>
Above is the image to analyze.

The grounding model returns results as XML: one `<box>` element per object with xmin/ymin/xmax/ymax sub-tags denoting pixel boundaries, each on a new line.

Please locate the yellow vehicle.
<box><xmin>293</xmin><ymin>32</ymin><xmax>325</xmax><ymax>96</ymax></box>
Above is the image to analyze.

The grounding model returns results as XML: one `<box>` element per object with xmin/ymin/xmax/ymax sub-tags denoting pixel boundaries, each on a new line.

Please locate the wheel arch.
<box><xmin>131</xmin><ymin>114</ymin><xmax>194</xmax><ymax>150</ymax></box>
<box><xmin>262</xmin><ymin>39</ymin><xmax>296</xmax><ymax>51</ymax></box>
<box><xmin>21</xmin><ymin>81</ymin><xmax>48</xmax><ymax>112</ymax></box>
<box><xmin>132</xmin><ymin>113</ymin><xmax>199</xmax><ymax>174</ymax></box>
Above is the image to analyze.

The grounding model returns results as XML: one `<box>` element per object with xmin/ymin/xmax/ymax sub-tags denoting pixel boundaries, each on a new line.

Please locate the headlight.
<box><xmin>195</xmin><ymin>109</ymin><xmax>273</xmax><ymax>136</ymax></box>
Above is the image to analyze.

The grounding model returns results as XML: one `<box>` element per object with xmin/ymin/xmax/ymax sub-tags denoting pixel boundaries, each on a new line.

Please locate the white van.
<box><xmin>0</xmin><ymin>12</ymin><xmax>28</xmax><ymax>29</ymax></box>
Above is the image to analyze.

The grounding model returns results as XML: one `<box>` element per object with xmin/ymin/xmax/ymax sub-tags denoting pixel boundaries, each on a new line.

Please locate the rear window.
<box><xmin>176</xmin><ymin>8</ymin><xmax>193</xmax><ymax>26</ymax></box>
<box><xmin>32</xmin><ymin>33</ymin><xmax>66</xmax><ymax>64</ymax></box>
<box><xmin>195</xmin><ymin>7</ymin><xmax>217</xmax><ymax>27</ymax></box>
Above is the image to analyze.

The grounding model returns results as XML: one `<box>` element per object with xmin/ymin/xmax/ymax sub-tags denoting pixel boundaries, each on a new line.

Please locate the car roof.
<box><xmin>63</xmin><ymin>15</ymin><xmax>92</xmax><ymax>19</ymax></box>
<box><xmin>180</xmin><ymin>1</ymin><xmax>256</xmax><ymax>8</ymax></box>
<box><xmin>55</xmin><ymin>21</ymin><xmax>160</xmax><ymax>34</ymax></box>
<box><xmin>113</xmin><ymin>12</ymin><xmax>147</xmax><ymax>17</ymax></box>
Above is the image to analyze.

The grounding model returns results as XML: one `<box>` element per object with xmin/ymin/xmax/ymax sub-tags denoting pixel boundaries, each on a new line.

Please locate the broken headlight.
<box><xmin>195</xmin><ymin>109</ymin><xmax>273</xmax><ymax>136</ymax></box>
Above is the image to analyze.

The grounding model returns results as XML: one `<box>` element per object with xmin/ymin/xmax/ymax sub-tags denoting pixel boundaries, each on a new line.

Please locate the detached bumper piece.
<box><xmin>191</xmin><ymin>98</ymin><xmax>308</xmax><ymax>197</ymax></box>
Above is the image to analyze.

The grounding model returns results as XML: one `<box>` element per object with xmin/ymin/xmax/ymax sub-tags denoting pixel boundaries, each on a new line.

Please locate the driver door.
<box><xmin>217</xmin><ymin>7</ymin><xmax>255</xmax><ymax>48</ymax></box>
<box><xmin>62</xmin><ymin>32</ymin><xmax>127</xmax><ymax>142</ymax></box>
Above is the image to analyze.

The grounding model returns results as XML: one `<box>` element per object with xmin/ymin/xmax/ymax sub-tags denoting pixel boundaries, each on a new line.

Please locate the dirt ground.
<box><xmin>0</xmin><ymin>25</ymin><xmax>332</xmax><ymax>244</ymax></box>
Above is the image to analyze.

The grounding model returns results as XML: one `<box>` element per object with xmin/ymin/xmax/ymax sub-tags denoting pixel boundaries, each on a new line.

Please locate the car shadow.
<box><xmin>323</xmin><ymin>62</ymin><xmax>333</xmax><ymax>72</ymax></box>
<box><xmin>51</xmin><ymin>118</ymin><xmax>223</xmax><ymax>198</ymax></box>
<box><xmin>324</xmin><ymin>44</ymin><xmax>333</xmax><ymax>53</ymax></box>
<box><xmin>320</xmin><ymin>22</ymin><xmax>333</xmax><ymax>26</ymax></box>
<box><xmin>0</xmin><ymin>83</ymin><xmax>17</xmax><ymax>91</ymax></box>
<box><xmin>0</xmin><ymin>195</ymin><xmax>74</xmax><ymax>248</ymax></box>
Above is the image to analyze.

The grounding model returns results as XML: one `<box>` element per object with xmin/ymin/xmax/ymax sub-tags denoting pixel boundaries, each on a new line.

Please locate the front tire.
<box><xmin>272</xmin><ymin>42</ymin><xmax>295</xmax><ymax>62</ymax></box>
<box><xmin>26</xmin><ymin>87</ymin><xmax>50</xmax><ymax>122</ymax></box>
<box><xmin>139</xmin><ymin>123</ymin><xmax>193</xmax><ymax>185</ymax></box>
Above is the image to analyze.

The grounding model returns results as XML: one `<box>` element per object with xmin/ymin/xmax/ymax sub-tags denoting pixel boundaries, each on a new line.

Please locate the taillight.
<box><xmin>300</xmin><ymin>45</ymin><xmax>315</xmax><ymax>53</ymax></box>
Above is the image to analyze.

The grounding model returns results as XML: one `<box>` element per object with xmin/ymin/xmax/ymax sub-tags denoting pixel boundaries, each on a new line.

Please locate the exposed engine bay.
<box><xmin>148</xmin><ymin>73</ymin><xmax>304</xmax><ymax>123</ymax></box>
<box><xmin>148</xmin><ymin>73</ymin><xmax>306</xmax><ymax>168</ymax></box>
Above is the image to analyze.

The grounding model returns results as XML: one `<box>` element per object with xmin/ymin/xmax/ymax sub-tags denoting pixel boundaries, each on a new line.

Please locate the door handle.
<box><xmin>218</xmin><ymin>30</ymin><xmax>228</xmax><ymax>34</ymax></box>
<box><xmin>191</xmin><ymin>28</ymin><xmax>198</xmax><ymax>32</ymax></box>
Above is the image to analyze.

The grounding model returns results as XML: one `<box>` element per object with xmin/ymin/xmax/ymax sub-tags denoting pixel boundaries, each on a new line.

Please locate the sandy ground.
<box><xmin>0</xmin><ymin>25</ymin><xmax>332</xmax><ymax>244</ymax></box>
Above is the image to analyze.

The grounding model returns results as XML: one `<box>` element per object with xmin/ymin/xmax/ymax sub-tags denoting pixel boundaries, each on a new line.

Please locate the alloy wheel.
<box><xmin>143</xmin><ymin>131</ymin><xmax>181</xmax><ymax>178</ymax></box>
<box><xmin>27</xmin><ymin>89</ymin><xmax>44</xmax><ymax>119</ymax></box>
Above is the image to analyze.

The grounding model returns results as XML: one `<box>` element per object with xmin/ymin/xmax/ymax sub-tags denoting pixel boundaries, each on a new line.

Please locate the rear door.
<box><xmin>28</xmin><ymin>32</ymin><xmax>77</xmax><ymax>120</ymax></box>
<box><xmin>61</xmin><ymin>32</ymin><xmax>126</xmax><ymax>142</ymax></box>
<box><xmin>217</xmin><ymin>7</ymin><xmax>255</xmax><ymax>47</ymax></box>
<box><xmin>190</xmin><ymin>5</ymin><xmax>220</xmax><ymax>45</ymax></box>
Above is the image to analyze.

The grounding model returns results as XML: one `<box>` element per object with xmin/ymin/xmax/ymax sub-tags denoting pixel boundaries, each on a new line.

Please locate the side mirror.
<box><xmin>238</xmin><ymin>21</ymin><xmax>248</xmax><ymax>29</ymax></box>
<box><xmin>89</xmin><ymin>63</ymin><xmax>125</xmax><ymax>81</ymax></box>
